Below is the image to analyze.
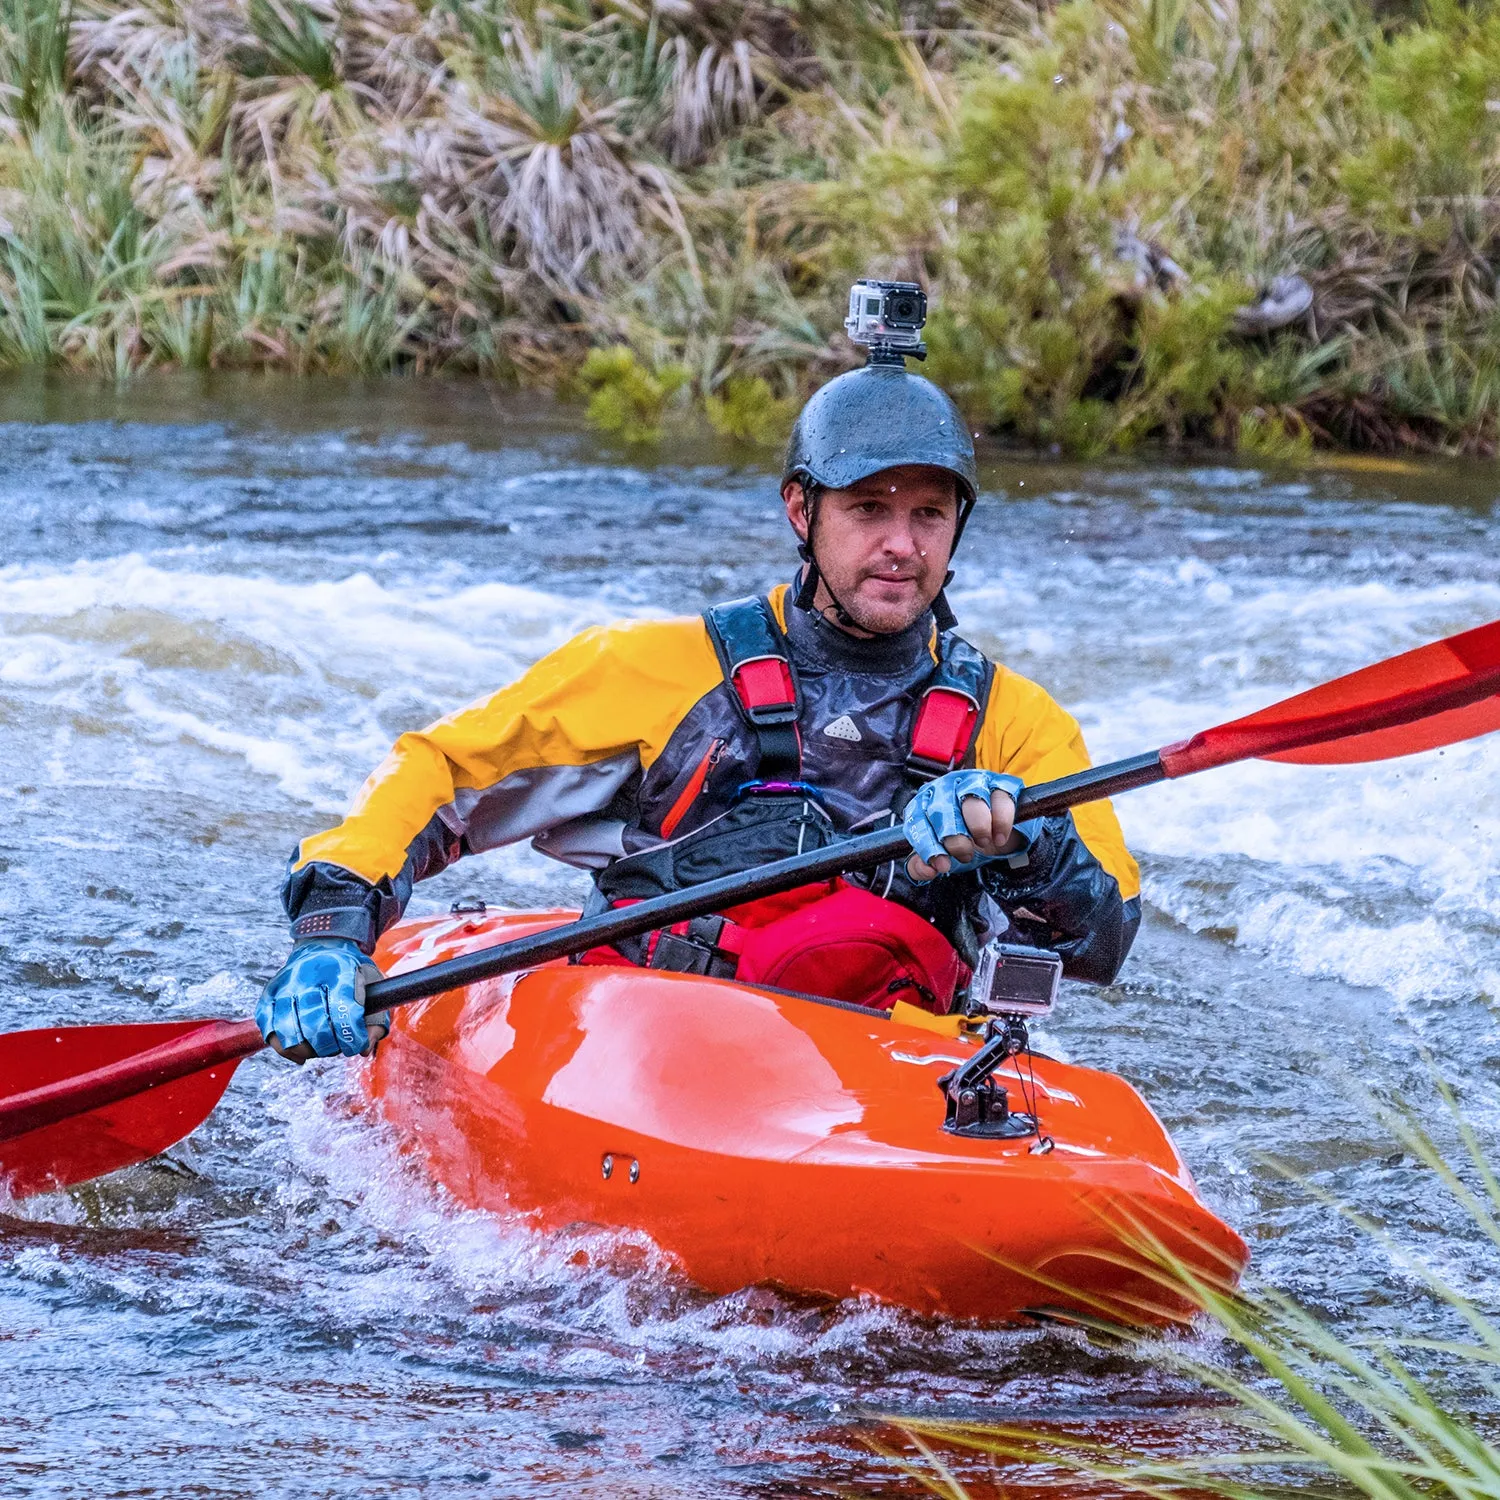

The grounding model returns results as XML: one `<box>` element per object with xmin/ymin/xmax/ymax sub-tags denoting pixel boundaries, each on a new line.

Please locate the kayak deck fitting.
<box><xmin>367</xmin><ymin>908</ymin><xmax>1248</xmax><ymax>1326</ymax></box>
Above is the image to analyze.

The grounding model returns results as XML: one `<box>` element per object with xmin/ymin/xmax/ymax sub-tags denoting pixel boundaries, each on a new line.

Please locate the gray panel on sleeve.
<box><xmin>446</xmin><ymin>752</ymin><xmax>641</xmax><ymax>853</ymax></box>
<box><xmin>531</xmin><ymin>816</ymin><xmax>629</xmax><ymax>870</ymax></box>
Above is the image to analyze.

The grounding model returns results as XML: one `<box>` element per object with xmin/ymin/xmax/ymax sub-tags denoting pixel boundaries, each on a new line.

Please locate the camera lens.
<box><xmin>890</xmin><ymin>296</ymin><xmax>917</xmax><ymax>322</ymax></box>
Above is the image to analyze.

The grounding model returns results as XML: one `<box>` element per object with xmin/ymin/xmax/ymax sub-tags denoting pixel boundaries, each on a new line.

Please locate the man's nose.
<box><xmin>881</xmin><ymin>521</ymin><xmax>920</xmax><ymax>558</ymax></box>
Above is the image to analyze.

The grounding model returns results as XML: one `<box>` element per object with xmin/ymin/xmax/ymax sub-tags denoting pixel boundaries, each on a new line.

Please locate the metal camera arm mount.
<box><xmin>845</xmin><ymin>279</ymin><xmax>928</xmax><ymax>365</ymax></box>
<box><xmin>937</xmin><ymin>1014</ymin><xmax>1039</xmax><ymax>1140</ymax></box>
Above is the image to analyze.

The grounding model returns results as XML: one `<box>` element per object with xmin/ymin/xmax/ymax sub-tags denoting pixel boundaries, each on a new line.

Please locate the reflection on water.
<box><xmin>1</xmin><ymin>371</ymin><xmax>1497</xmax><ymax>1496</ymax></box>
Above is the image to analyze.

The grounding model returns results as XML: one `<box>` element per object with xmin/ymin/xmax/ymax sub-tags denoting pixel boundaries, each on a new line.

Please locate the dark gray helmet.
<box><xmin>782</xmin><ymin>363</ymin><xmax>977</xmax><ymax>508</ymax></box>
<box><xmin>783</xmin><ymin>364</ymin><xmax>978</xmax><ymax>630</ymax></box>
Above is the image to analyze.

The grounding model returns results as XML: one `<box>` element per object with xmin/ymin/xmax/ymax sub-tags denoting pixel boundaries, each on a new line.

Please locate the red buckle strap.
<box><xmin>908</xmin><ymin>686</ymin><xmax>980</xmax><ymax>776</ymax></box>
<box><xmin>731</xmin><ymin>655</ymin><xmax>798</xmax><ymax>724</ymax></box>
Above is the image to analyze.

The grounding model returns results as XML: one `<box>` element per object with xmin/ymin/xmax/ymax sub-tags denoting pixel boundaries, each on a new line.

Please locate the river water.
<box><xmin>1</xmin><ymin>374</ymin><xmax>1496</xmax><ymax>1498</ymax></box>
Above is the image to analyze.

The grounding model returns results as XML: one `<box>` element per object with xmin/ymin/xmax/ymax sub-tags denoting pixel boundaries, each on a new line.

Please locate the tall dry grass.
<box><xmin>5</xmin><ymin>0</ymin><xmax>1500</xmax><ymax>452</ymax></box>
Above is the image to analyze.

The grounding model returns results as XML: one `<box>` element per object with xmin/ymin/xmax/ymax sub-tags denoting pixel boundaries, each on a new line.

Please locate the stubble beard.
<box><xmin>822</xmin><ymin>571</ymin><xmax>936</xmax><ymax>636</ymax></box>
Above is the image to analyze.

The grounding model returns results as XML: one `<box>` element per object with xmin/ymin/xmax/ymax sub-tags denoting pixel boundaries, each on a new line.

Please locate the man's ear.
<box><xmin>782</xmin><ymin>480</ymin><xmax>810</xmax><ymax>542</ymax></box>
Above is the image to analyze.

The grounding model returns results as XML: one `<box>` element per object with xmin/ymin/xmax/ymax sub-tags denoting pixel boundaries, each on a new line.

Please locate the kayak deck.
<box><xmin>368</xmin><ymin>910</ymin><xmax>1248</xmax><ymax>1325</ymax></box>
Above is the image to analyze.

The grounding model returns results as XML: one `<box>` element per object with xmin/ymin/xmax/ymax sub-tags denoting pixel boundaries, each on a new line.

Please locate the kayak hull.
<box><xmin>368</xmin><ymin>911</ymin><xmax>1248</xmax><ymax>1325</ymax></box>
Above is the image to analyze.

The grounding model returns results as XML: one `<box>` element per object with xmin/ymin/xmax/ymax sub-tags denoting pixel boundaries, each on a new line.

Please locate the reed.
<box><xmin>4</xmin><ymin>0</ymin><xmax>1500</xmax><ymax>452</ymax></box>
<box><xmin>889</xmin><ymin>1080</ymin><xmax>1500</xmax><ymax>1499</ymax></box>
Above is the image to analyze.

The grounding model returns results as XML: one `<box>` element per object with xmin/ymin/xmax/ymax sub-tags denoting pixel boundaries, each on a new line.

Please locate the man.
<box><xmin>258</xmin><ymin>355</ymin><xmax>1140</xmax><ymax>1061</ymax></box>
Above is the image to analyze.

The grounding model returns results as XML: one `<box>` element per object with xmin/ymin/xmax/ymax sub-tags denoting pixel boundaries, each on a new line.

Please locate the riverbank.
<box><xmin>4</xmin><ymin>0</ymin><xmax>1500</xmax><ymax>455</ymax></box>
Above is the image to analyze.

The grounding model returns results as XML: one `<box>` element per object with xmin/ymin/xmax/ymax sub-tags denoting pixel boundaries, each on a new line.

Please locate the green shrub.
<box><xmin>576</xmin><ymin>346</ymin><xmax>689</xmax><ymax>444</ymax></box>
<box><xmin>0</xmin><ymin>0</ymin><xmax>71</xmax><ymax>132</ymax></box>
<box><xmin>1341</xmin><ymin>8</ymin><xmax>1500</xmax><ymax>213</ymax></box>
<box><xmin>1237</xmin><ymin>406</ymin><xmax>1314</xmax><ymax>460</ymax></box>
<box><xmin>704</xmin><ymin>374</ymin><xmax>793</xmax><ymax>445</ymax></box>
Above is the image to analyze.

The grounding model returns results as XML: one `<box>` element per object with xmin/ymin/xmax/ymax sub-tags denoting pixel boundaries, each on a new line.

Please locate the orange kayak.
<box><xmin>367</xmin><ymin>909</ymin><xmax>1248</xmax><ymax>1326</ymax></box>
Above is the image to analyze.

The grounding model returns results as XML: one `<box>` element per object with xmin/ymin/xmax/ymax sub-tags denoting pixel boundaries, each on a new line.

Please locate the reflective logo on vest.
<box><xmin>822</xmin><ymin>714</ymin><xmax>863</xmax><ymax>743</ymax></box>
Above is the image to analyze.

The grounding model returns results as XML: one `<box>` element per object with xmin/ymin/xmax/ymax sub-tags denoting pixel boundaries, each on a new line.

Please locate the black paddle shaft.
<box><xmin>362</xmin><ymin>751</ymin><xmax>1167</xmax><ymax>1015</ymax></box>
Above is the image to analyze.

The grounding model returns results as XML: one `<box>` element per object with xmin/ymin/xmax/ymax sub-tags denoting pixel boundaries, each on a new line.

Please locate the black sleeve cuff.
<box><xmin>282</xmin><ymin>857</ymin><xmax>408</xmax><ymax>955</ymax></box>
<box><xmin>290</xmin><ymin>907</ymin><xmax>381</xmax><ymax>948</ymax></box>
<box><xmin>979</xmin><ymin>816</ymin><xmax>1063</xmax><ymax>894</ymax></box>
<box><xmin>280</xmin><ymin>815</ymin><xmax>463</xmax><ymax>954</ymax></box>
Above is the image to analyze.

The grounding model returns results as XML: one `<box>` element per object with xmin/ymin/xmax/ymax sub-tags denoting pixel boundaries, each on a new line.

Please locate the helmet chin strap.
<box><xmin>795</xmin><ymin>540</ymin><xmax>861</xmax><ymax>630</ymax></box>
<box><xmin>793</xmin><ymin>481</ymin><xmax>964</xmax><ymax>633</ymax></box>
<box><xmin>931</xmin><ymin>492</ymin><xmax>977</xmax><ymax>628</ymax></box>
<box><xmin>793</xmin><ymin>483</ymin><xmax>861</xmax><ymax>630</ymax></box>
<box><xmin>931</xmin><ymin>576</ymin><xmax>958</xmax><ymax>632</ymax></box>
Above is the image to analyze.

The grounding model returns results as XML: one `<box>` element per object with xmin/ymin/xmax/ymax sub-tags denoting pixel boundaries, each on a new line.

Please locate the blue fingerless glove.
<box><xmin>256</xmin><ymin>938</ymin><xmax>385</xmax><ymax>1060</ymax></box>
<box><xmin>903</xmin><ymin>769</ymin><xmax>1026</xmax><ymax>876</ymax></box>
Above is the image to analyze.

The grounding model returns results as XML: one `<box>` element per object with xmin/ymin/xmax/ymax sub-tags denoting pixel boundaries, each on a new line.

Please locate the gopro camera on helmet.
<box><xmin>845</xmin><ymin>279</ymin><xmax>928</xmax><ymax>364</ymax></box>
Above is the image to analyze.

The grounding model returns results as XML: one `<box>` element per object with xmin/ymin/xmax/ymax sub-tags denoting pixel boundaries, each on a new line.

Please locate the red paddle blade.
<box><xmin>1162</xmin><ymin>618</ymin><xmax>1500</xmax><ymax>776</ymax></box>
<box><xmin>0</xmin><ymin>1019</ymin><xmax>261</xmax><ymax>1198</ymax></box>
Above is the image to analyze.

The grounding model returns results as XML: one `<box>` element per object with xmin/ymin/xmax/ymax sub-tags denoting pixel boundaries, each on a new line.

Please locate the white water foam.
<box><xmin>956</xmin><ymin>572</ymin><xmax>1500</xmax><ymax>1007</ymax></box>
<box><xmin>0</xmin><ymin>556</ymin><xmax>646</xmax><ymax>811</ymax></box>
<box><xmin>153</xmin><ymin>1051</ymin><xmax>1084</xmax><ymax>1409</ymax></box>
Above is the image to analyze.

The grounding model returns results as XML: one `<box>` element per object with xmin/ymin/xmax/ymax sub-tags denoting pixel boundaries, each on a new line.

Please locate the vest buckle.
<box><xmin>906</xmin><ymin>686</ymin><xmax>980</xmax><ymax>780</ymax></box>
<box><xmin>730</xmin><ymin>655</ymin><xmax>798</xmax><ymax>725</ymax></box>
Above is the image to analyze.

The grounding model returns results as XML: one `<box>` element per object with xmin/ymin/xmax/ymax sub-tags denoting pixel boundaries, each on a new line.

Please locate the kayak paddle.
<box><xmin>2</xmin><ymin>616</ymin><xmax>1496</xmax><ymax>1197</ymax></box>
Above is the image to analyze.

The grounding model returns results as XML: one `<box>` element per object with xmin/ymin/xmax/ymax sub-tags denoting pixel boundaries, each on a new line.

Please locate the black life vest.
<box><xmin>592</xmin><ymin>595</ymin><xmax>990</xmax><ymax>914</ymax></box>
<box><xmin>584</xmin><ymin>596</ymin><xmax>995</xmax><ymax>1002</ymax></box>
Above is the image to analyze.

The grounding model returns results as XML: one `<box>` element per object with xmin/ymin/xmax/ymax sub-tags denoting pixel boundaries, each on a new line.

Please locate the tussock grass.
<box><xmin>5</xmin><ymin>0</ymin><xmax>1500</xmax><ymax>451</ymax></box>
<box><xmin>890</xmin><ymin>1081</ymin><xmax>1500</xmax><ymax>1499</ymax></box>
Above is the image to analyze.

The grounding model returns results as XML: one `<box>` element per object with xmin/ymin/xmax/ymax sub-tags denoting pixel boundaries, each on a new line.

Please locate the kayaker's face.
<box><xmin>783</xmin><ymin>466</ymin><xmax>959</xmax><ymax>635</ymax></box>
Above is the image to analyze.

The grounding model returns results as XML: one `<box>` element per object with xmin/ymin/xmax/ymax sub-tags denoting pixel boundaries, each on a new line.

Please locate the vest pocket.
<box><xmin>659</xmin><ymin>738</ymin><xmax>726</xmax><ymax>838</ymax></box>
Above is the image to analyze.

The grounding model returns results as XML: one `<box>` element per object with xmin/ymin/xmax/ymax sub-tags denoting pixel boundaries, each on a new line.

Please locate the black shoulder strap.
<box><xmin>703</xmin><ymin>595</ymin><xmax>802</xmax><ymax>782</ymax></box>
<box><xmin>936</xmin><ymin>630</ymin><xmax>993</xmax><ymax>713</ymax></box>
<box><xmin>906</xmin><ymin>629</ymin><xmax>994</xmax><ymax>780</ymax></box>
